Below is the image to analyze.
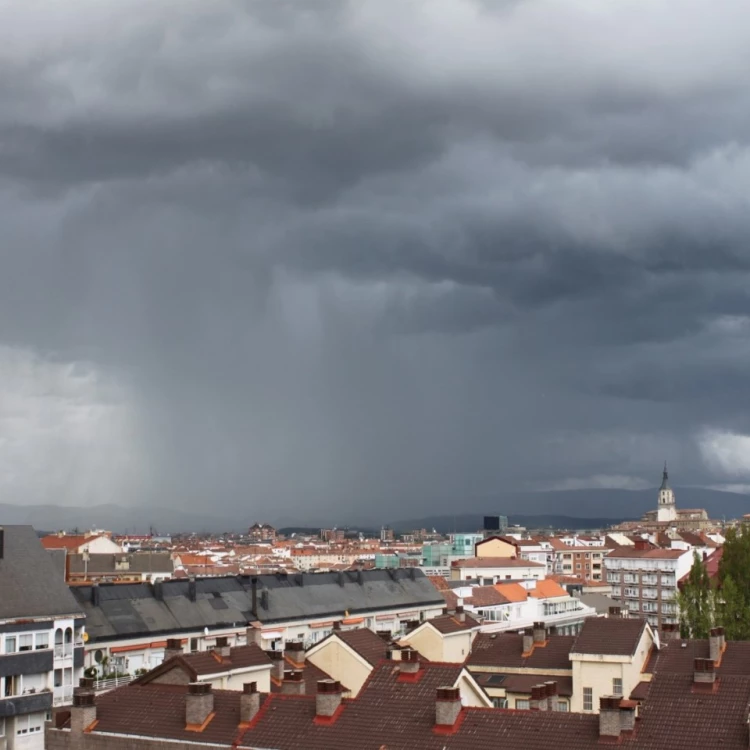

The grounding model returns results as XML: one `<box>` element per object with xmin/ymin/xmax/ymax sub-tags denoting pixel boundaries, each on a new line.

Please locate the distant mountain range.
<box><xmin>1</xmin><ymin>486</ymin><xmax>748</xmax><ymax>534</ymax></box>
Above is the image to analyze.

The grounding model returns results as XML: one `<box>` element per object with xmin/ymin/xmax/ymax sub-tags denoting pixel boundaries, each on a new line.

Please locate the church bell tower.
<box><xmin>656</xmin><ymin>462</ymin><xmax>677</xmax><ymax>523</ymax></box>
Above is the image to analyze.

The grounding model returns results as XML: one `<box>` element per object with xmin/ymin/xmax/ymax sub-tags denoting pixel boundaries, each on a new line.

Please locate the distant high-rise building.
<box><xmin>483</xmin><ymin>515</ymin><xmax>508</xmax><ymax>534</ymax></box>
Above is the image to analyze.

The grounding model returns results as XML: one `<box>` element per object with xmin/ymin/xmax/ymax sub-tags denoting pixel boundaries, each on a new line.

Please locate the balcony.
<box><xmin>53</xmin><ymin>685</ymin><xmax>74</xmax><ymax>706</ymax></box>
<box><xmin>54</xmin><ymin>645</ymin><xmax>74</xmax><ymax>660</ymax></box>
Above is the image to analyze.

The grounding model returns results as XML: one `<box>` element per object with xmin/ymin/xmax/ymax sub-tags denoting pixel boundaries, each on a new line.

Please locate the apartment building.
<box><xmin>604</xmin><ymin>542</ymin><xmax>693</xmax><ymax>627</ymax></box>
<box><xmin>449</xmin><ymin>557</ymin><xmax>546</xmax><ymax>583</ymax></box>
<box><xmin>71</xmin><ymin>569</ymin><xmax>445</xmax><ymax>675</ymax></box>
<box><xmin>65</xmin><ymin>552</ymin><xmax>173</xmax><ymax>584</ymax></box>
<box><xmin>549</xmin><ymin>539</ymin><xmax>606</xmax><ymax>581</ymax></box>
<box><xmin>0</xmin><ymin>526</ymin><xmax>86</xmax><ymax>750</ymax></box>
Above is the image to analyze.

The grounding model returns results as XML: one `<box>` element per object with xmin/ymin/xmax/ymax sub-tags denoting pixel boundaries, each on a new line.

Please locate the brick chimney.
<box><xmin>660</xmin><ymin>623</ymin><xmax>679</xmax><ymax>643</ymax></box>
<box><xmin>267</xmin><ymin>650</ymin><xmax>285</xmax><ymax>681</ymax></box>
<box><xmin>694</xmin><ymin>657</ymin><xmax>716</xmax><ymax>684</ymax></box>
<box><xmin>316</xmin><ymin>679</ymin><xmax>342</xmax><ymax>718</ymax></box>
<box><xmin>522</xmin><ymin>628</ymin><xmax>534</xmax><ymax>654</ymax></box>
<box><xmin>435</xmin><ymin>686</ymin><xmax>462</xmax><ymax>728</ymax></box>
<box><xmin>544</xmin><ymin>681</ymin><xmax>557</xmax><ymax>710</ymax></box>
<box><xmin>608</xmin><ymin>605</ymin><xmax>622</xmax><ymax>618</ymax></box>
<box><xmin>599</xmin><ymin>696</ymin><xmax>622</xmax><ymax>738</ymax></box>
<box><xmin>215</xmin><ymin>636</ymin><xmax>231</xmax><ymax>658</ymax></box>
<box><xmin>400</xmin><ymin>648</ymin><xmax>420</xmax><ymax>674</ymax></box>
<box><xmin>164</xmin><ymin>638</ymin><xmax>183</xmax><ymax>660</ymax></box>
<box><xmin>455</xmin><ymin>605</ymin><xmax>466</xmax><ymax>623</ymax></box>
<box><xmin>282</xmin><ymin>670</ymin><xmax>305</xmax><ymax>695</ymax></box>
<box><xmin>186</xmin><ymin>683</ymin><xmax>214</xmax><ymax>727</ymax></box>
<box><xmin>245</xmin><ymin>624</ymin><xmax>263</xmax><ymax>648</ymax></box>
<box><xmin>285</xmin><ymin>640</ymin><xmax>306</xmax><ymax>666</ymax></box>
<box><xmin>530</xmin><ymin>684</ymin><xmax>548</xmax><ymax>711</ymax></box>
<box><xmin>240</xmin><ymin>682</ymin><xmax>260</xmax><ymax>724</ymax></box>
<box><xmin>619</xmin><ymin>699</ymin><xmax>637</xmax><ymax>733</ymax></box>
<box><xmin>70</xmin><ymin>679</ymin><xmax>97</xmax><ymax>734</ymax></box>
<box><xmin>634</xmin><ymin>539</ymin><xmax>650</xmax><ymax>551</ymax></box>
<box><xmin>532</xmin><ymin>622</ymin><xmax>546</xmax><ymax>645</ymax></box>
<box><xmin>709</xmin><ymin>627</ymin><xmax>725</xmax><ymax>664</ymax></box>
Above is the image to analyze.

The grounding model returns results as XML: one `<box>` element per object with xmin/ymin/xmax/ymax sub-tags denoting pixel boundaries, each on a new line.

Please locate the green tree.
<box><xmin>715</xmin><ymin>524</ymin><xmax>750</xmax><ymax>639</ymax></box>
<box><xmin>677</xmin><ymin>551</ymin><xmax>714</xmax><ymax>638</ymax></box>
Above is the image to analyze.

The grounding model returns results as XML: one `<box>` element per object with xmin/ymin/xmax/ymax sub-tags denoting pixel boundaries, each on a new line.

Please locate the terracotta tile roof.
<box><xmin>441</xmin><ymin>590</ymin><xmax>460</xmax><ymax>610</ymax></box>
<box><xmin>452</xmin><ymin>557</ymin><xmax>545</xmax><ymax>568</ymax></box>
<box><xmin>427</xmin><ymin>575</ymin><xmax>451</xmax><ymax>591</ymax></box>
<box><xmin>529</xmin><ymin>579</ymin><xmax>568</xmax><ymax>599</ymax></box>
<box><xmin>607</xmin><ymin>546</ymin><xmax>687</xmax><ymax>560</ymax></box>
<box><xmin>41</xmin><ymin>534</ymin><xmax>99</xmax><ymax>551</ymax></box>
<box><xmin>571</xmin><ymin>617</ymin><xmax>648</xmax><ymax>657</ymax></box>
<box><xmin>468</xmin><ymin>633</ymin><xmax>575</xmax><ymax>670</ymax></box>
<box><xmin>493</xmin><ymin>582</ymin><xmax>528</xmax><ymax>602</ymax></box>
<box><xmin>465</xmin><ymin>585</ymin><xmax>510</xmax><ymax>607</ymax></box>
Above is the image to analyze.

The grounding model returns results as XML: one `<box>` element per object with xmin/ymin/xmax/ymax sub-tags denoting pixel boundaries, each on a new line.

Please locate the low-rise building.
<box><xmin>450</xmin><ymin>557</ymin><xmax>546</xmax><ymax>583</ymax></box>
<box><xmin>398</xmin><ymin>609</ymin><xmax>481</xmax><ymax>663</ymax></box>
<box><xmin>66</xmin><ymin>553</ymin><xmax>173</xmax><ymax>584</ymax></box>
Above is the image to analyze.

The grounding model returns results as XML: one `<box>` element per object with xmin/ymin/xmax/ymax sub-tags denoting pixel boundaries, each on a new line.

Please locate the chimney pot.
<box><xmin>285</xmin><ymin>640</ymin><xmax>306</xmax><ymax>665</ymax></box>
<box><xmin>694</xmin><ymin>657</ymin><xmax>716</xmax><ymax>684</ymax></box>
<box><xmin>245</xmin><ymin>624</ymin><xmax>263</xmax><ymax>648</ymax></box>
<box><xmin>455</xmin><ymin>605</ymin><xmax>466</xmax><ymax>623</ymax></box>
<box><xmin>240</xmin><ymin>682</ymin><xmax>260</xmax><ymax>724</ymax></box>
<box><xmin>400</xmin><ymin>648</ymin><xmax>420</xmax><ymax>673</ymax></box>
<box><xmin>709</xmin><ymin>627</ymin><xmax>725</xmax><ymax>663</ymax></box>
<box><xmin>282</xmin><ymin>670</ymin><xmax>305</xmax><ymax>695</ymax></box>
<box><xmin>266</xmin><ymin>650</ymin><xmax>285</xmax><ymax>681</ymax></box>
<box><xmin>186</xmin><ymin>682</ymin><xmax>214</xmax><ymax>726</ymax></box>
<box><xmin>316</xmin><ymin>680</ymin><xmax>342</xmax><ymax>717</ymax></box>
<box><xmin>435</xmin><ymin>686</ymin><xmax>462</xmax><ymax>727</ymax></box>
<box><xmin>522</xmin><ymin>628</ymin><xmax>534</xmax><ymax>654</ymax></box>
<box><xmin>70</xmin><ymin>690</ymin><xmax>97</xmax><ymax>734</ymax></box>
<box><xmin>165</xmin><ymin>638</ymin><xmax>183</xmax><ymax>659</ymax></box>
<box><xmin>530</xmin><ymin>684</ymin><xmax>548</xmax><ymax>711</ymax></box>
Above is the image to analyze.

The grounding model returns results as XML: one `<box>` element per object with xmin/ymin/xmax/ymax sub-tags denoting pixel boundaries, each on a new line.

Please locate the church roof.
<box><xmin>660</xmin><ymin>462</ymin><xmax>671</xmax><ymax>491</ymax></box>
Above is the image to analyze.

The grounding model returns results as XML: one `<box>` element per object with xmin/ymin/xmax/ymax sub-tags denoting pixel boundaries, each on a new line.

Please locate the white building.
<box><xmin>0</xmin><ymin>526</ymin><xmax>86</xmax><ymax>750</ymax></box>
<box><xmin>449</xmin><ymin>557</ymin><xmax>546</xmax><ymax>583</ymax></box>
<box><xmin>657</xmin><ymin>463</ymin><xmax>677</xmax><ymax>523</ymax></box>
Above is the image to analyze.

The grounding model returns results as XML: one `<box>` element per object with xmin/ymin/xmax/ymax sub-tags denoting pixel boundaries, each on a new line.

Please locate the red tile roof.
<box><xmin>333</xmin><ymin>628</ymin><xmax>390</xmax><ymax>666</ymax></box>
<box><xmin>452</xmin><ymin>557</ymin><xmax>545</xmax><ymax>568</ymax></box>
<box><xmin>427</xmin><ymin>612</ymin><xmax>481</xmax><ymax>634</ymax></box>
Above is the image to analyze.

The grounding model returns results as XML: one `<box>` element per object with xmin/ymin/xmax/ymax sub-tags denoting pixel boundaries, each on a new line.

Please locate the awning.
<box><xmin>110</xmin><ymin>644</ymin><xmax>147</xmax><ymax>654</ymax></box>
<box><xmin>261</xmin><ymin>631</ymin><xmax>283</xmax><ymax>639</ymax></box>
<box><xmin>376</xmin><ymin>614</ymin><xmax>395</xmax><ymax>621</ymax></box>
<box><xmin>398</xmin><ymin>612</ymin><xmax>418</xmax><ymax>619</ymax></box>
<box><xmin>342</xmin><ymin>617</ymin><xmax>364</xmax><ymax>625</ymax></box>
<box><xmin>309</xmin><ymin>621</ymin><xmax>335</xmax><ymax>629</ymax></box>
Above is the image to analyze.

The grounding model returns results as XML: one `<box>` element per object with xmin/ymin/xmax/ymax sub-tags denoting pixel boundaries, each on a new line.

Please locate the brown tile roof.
<box><xmin>607</xmin><ymin>546</ymin><xmax>687</xmax><ymax>560</ymax></box>
<box><xmin>571</xmin><ymin>617</ymin><xmax>648</xmax><ymax>657</ymax></box>
<box><xmin>441</xmin><ymin>590</ymin><xmax>460</xmax><ymax>610</ymax></box>
<box><xmin>465</xmin><ymin>585</ymin><xmax>510</xmax><ymax>607</ymax></box>
<box><xmin>649</xmin><ymin>639</ymin><xmax>750</xmax><ymax>676</ymax></box>
<box><xmin>427</xmin><ymin>612</ymin><xmax>481</xmax><ymax>634</ymax></box>
<box><xmin>427</xmin><ymin>575</ymin><xmax>450</xmax><ymax>591</ymax></box>
<box><xmin>452</xmin><ymin>557</ymin><xmax>545</xmax><ymax>568</ymax></box>
<box><xmin>629</xmin><ymin>680</ymin><xmax>651</xmax><ymax>701</ymax></box>
<box><xmin>468</xmin><ymin>633</ymin><xmax>575</xmax><ymax>670</ymax></box>
<box><xmin>76</xmin><ymin>660</ymin><xmax>750</xmax><ymax>749</ymax></box>
<box><xmin>335</xmin><ymin>628</ymin><xmax>390</xmax><ymax>666</ymax></box>
<box><xmin>270</xmin><ymin>659</ymin><xmax>343</xmax><ymax>695</ymax></box>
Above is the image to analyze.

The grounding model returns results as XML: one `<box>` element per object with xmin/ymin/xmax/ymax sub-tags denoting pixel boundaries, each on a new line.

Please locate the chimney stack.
<box><xmin>455</xmin><ymin>605</ymin><xmax>466</xmax><ymax>623</ymax></box>
<box><xmin>709</xmin><ymin>627</ymin><xmax>725</xmax><ymax>664</ymax></box>
<box><xmin>70</xmin><ymin>680</ymin><xmax>97</xmax><ymax>735</ymax></box>
<box><xmin>215</xmin><ymin>636</ymin><xmax>231</xmax><ymax>658</ymax></box>
<box><xmin>282</xmin><ymin>670</ymin><xmax>305</xmax><ymax>695</ymax></box>
<box><xmin>400</xmin><ymin>648</ymin><xmax>420</xmax><ymax>674</ymax></box>
<box><xmin>532</xmin><ymin>622</ymin><xmax>546</xmax><ymax>645</ymax></box>
<box><xmin>267</xmin><ymin>650</ymin><xmax>285</xmax><ymax>681</ymax></box>
<box><xmin>285</xmin><ymin>641</ymin><xmax>305</xmax><ymax>666</ymax></box>
<box><xmin>186</xmin><ymin>683</ymin><xmax>214</xmax><ymax>727</ymax></box>
<box><xmin>544</xmin><ymin>681</ymin><xmax>558</xmax><ymax>710</ymax></box>
<box><xmin>245</xmin><ymin>624</ymin><xmax>263</xmax><ymax>648</ymax></box>
<box><xmin>608</xmin><ymin>606</ymin><xmax>622</xmax><ymax>618</ymax></box>
<box><xmin>599</xmin><ymin>696</ymin><xmax>622</xmax><ymax>738</ymax></box>
<box><xmin>522</xmin><ymin>627</ymin><xmax>534</xmax><ymax>654</ymax></box>
<box><xmin>164</xmin><ymin>638</ymin><xmax>183</xmax><ymax>660</ymax></box>
<box><xmin>619</xmin><ymin>700</ymin><xmax>637</xmax><ymax>733</ymax></box>
<box><xmin>694</xmin><ymin>657</ymin><xmax>716</xmax><ymax>685</ymax></box>
<box><xmin>435</xmin><ymin>686</ymin><xmax>462</xmax><ymax>727</ymax></box>
<box><xmin>660</xmin><ymin>623</ymin><xmax>679</xmax><ymax>643</ymax></box>
<box><xmin>530</xmin><ymin>685</ymin><xmax>548</xmax><ymax>711</ymax></box>
<box><xmin>316</xmin><ymin>680</ymin><xmax>342</xmax><ymax>718</ymax></box>
<box><xmin>240</xmin><ymin>682</ymin><xmax>260</xmax><ymax>724</ymax></box>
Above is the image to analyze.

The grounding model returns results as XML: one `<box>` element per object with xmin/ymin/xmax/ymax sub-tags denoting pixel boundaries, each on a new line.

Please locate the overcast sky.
<box><xmin>2</xmin><ymin>0</ymin><xmax>750</xmax><ymax>524</ymax></box>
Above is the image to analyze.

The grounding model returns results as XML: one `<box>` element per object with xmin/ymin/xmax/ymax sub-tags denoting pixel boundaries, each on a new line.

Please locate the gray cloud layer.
<box><xmin>2</xmin><ymin>0</ymin><xmax>750</xmax><ymax>523</ymax></box>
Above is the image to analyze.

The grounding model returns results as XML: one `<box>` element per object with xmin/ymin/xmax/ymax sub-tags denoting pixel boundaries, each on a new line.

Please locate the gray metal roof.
<box><xmin>72</xmin><ymin>569</ymin><xmax>443</xmax><ymax>642</ymax></box>
<box><xmin>0</xmin><ymin>525</ymin><xmax>85</xmax><ymax>621</ymax></box>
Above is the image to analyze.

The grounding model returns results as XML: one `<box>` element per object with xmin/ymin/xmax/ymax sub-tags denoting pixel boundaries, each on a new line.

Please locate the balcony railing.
<box><xmin>93</xmin><ymin>675</ymin><xmax>133</xmax><ymax>693</ymax></box>
<box><xmin>53</xmin><ymin>686</ymin><xmax>74</xmax><ymax>706</ymax></box>
<box><xmin>54</xmin><ymin>645</ymin><xmax>74</xmax><ymax>659</ymax></box>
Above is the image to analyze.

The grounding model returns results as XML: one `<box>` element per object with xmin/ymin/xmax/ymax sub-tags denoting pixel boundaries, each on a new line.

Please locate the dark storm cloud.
<box><xmin>2</xmin><ymin>0</ymin><xmax>750</xmax><ymax>522</ymax></box>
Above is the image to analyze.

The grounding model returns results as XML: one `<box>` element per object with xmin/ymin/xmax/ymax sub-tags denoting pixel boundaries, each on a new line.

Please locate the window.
<box><xmin>19</xmin><ymin>634</ymin><xmax>33</xmax><ymax>652</ymax></box>
<box><xmin>557</xmin><ymin>701</ymin><xmax>569</xmax><ymax>712</ymax></box>
<box><xmin>4</xmin><ymin>636</ymin><xmax>16</xmax><ymax>654</ymax></box>
<box><xmin>15</xmin><ymin>713</ymin><xmax>43</xmax><ymax>735</ymax></box>
<box><xmin>583</xmin><ymin>687</ymin><xmax>593</xmax><ymax>711</ymax></box>
<box><xmin>4</xmin><ymin>675</ymin><xmax>20</xmax><ymax>697</ymax></box>
<box><xmin>515</xmin><ymin>699</ymin><xmax>530</xmax><ymax>710</ymax></box>
<box><xmin>35</xmin><ymin>632</ymin><xmax>50</xmax><ymax>650</ymax></box>
<box><xmin>493</xmin><ymin>698</ymin><xmax>508</xmax><ymax>708</ymax></box>
<box><xmin>613</xmin><ymin>678</ymin><xmax>622</xmax><ymax>697</ymax></box>
<box><xmin>190</xmin><ymin>638</ymin><xmax>199</xmax><ymax>653</ymax></box>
